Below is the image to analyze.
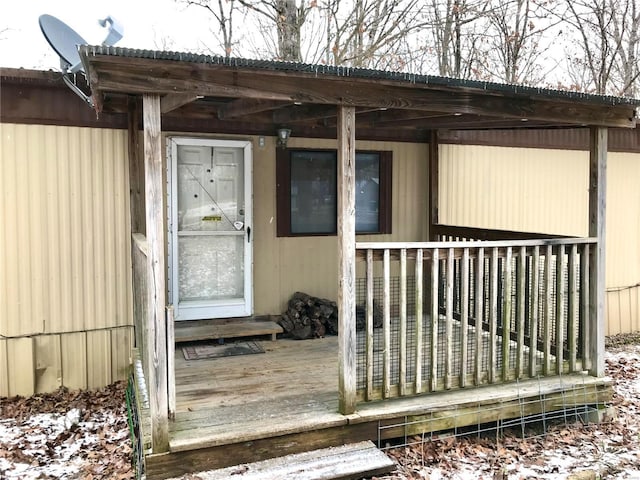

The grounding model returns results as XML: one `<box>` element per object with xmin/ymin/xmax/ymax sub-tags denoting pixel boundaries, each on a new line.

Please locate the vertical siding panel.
<box><xmin>2</xmin><ymin>124</ymin><xmax>132</xmax><ymax>392</ymax></box>
<box><xmin>111</xmin><ymin>327</ymin><xmax>133</xmax><ymax>383</ymax></box>
<box><xmin>8</xmin><ymin>337</ymin><xmax>35</xmax><ymax>396</ymax></box>
<box><xmin>61</xmin><ymin>332</ymin><xmax>87</xmax><ymax>390</ymax></box>
<box><xmin>35</xmin><ymin>335</ymin><xmax>63</xmax><ymax>393</ymax></box>
<box><xmin>0</xmin><ymin>338</ymin><xmax>8</xmax><ymax>397</ymax></box>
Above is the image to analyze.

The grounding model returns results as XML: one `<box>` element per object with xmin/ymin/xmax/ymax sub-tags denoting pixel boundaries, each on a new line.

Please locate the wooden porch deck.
<box><xmin>141</xmin><ymin>333</ymin><xmax>611</xmax><ymax>479</ymax></box>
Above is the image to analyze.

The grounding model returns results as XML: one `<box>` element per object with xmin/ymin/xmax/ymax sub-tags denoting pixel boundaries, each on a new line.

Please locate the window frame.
<box><xmin>276</xmin><ymin>148</ymin><xmax>392</xmax><ymax>237</ymax></box>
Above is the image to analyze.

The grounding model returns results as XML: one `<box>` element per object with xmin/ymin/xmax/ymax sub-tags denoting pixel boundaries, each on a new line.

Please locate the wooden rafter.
<box><xmin>161</xmin><ymin>93</ymin><xmax>201</xmax><ymax>114</ymax></box>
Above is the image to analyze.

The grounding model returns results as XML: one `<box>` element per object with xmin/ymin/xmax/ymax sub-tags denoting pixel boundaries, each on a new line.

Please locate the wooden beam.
<box><xmin>272</xmin><ymin>104</ymin><xmax>338</xmax><ymax>124</ymax></box>
<box><xmin>160</xmin><ymin>93</ymin><xmax>201</xmax><ymax>114</ymax></box>
<box><xmin>86</xmin><ymin>59</ymin><xmax>637</xmax><ymax>128</ymax></box>
<box><xmin>127</xmin><ymin>95</ymin><xmax>145</xmax><ymax>234</ymax></box>
<box><xmin>588</xmin><ymin>126</ymin><xmax>607</xmax><ymax>377</ymax></box>
<box><xmin>428</xmin><ymin>130</ymin><xmax>439</xmax><ymax>240</ymax></box>
<box><xmin>143</xmin><ymin>94</ymin><xmax>169</xmax><ymax>453</ymax></box>
<box><xmin>337</xmin><ymin>105</ymin><xmax>357</xmax><ymax>415</ymax></box>
<box><xmin>219</xmin><ymin>99</ymin><xmax>290</xmax><ymax>119</ymax></box>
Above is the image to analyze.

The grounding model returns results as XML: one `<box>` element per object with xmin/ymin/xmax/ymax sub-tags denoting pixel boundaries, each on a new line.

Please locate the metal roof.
<box><xmin>79</xmin><ymin>45</ymin><xmax>640</xmax><ymax>109</ymax></box>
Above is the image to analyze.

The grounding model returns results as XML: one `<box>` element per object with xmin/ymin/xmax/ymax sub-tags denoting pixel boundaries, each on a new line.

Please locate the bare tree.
<box><xmin>560</xmin><ymin>0</ymin><xmax>639</xmax><ymax>95</ymax></box>
<box><xmin>314</xmin><ymin>0</ymin><xmax>428</xmax><ymax>69</ymax></box>
<box><xmin>236</xmin><ymin>0</ymin><xmax>313</xmax><ymax>61</ymax></box>
<box><xmin>417</xmin><ymin>0</ymin><xmax>492</xmax><ymax>78</ymax></box>
<box><xmin>481</xmin><ymin>0</ymin><xmax>559</xmax><ymax>85</ymax></box>
<box><xmin>179</xmin><ymin>0</ymin><xmax>241</xmax><ymax>57</ymax></box>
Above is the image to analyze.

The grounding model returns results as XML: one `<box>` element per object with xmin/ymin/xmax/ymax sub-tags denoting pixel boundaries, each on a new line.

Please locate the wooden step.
<box><xmin>174</xmin><ymin>317</ymin><xmax>283</xmax><ymax>343</ymax></box>
<box><xmin>192</xmin><ymin>441</ymin><xmax>396</xmax><ymax>480</ymax></box>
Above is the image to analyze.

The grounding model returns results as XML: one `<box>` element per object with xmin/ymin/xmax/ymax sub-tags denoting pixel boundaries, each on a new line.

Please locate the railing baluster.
<box><xmin>489</xmin><ymin>247</ymin><xmax>498</xmax><ymax>384</ymax></box>
<box><xmin>460</xmin><ymin>248</ymin><xmax>469</xmax><ymax>388</ymax></box>
<box><xmin>474</xmin><ymin>247</ymin><xmax>484</xmax><ymax>386</ymax></box>
<box><xmin>516</xmin><ymin>246</ymin><xmax>526</xmax><ymax>379</ymax></box>
<box><xmin>445</xmin><ymin>248</ymin><xmax>454</xmax><ymax>389</ymax></box>
<box><xmin>555</xmin><ymin>245</ymin><xmax>565</xmax><ymax>374</ymax></box>
<box><xmin>415</xmin><ymin>249</ymin><xmax>423</xmax><ymax>394</ymax></box>
<box><xmin>383</xmin><ymin>249</ymin><xmax>391</xmax><ymax>398</ymax></box>
<box><xmin>544</xmin><ymin>244</ymin><xmax>553</xmax><ymax>376</ymax></box>
<box><xmin>568</xmin><ymin>244</ymin><xmax>578</xmax><ymax>372</ymax></box>
<box><xmin>365</xmin><ymin>249</ymin><xmax>374</xmax><ymax>400</ymax></box>
<box><xmin>581</xmin><ymin>244</ymin><xmax>590</xmax><ymax>370</ymax></box>
<box><xmin>529</xmin><ymin>246</ymin><xmax>540</xmax><ymax>378</ymax></box>
<box><xmin>399</xmin><ymin>248</ymin><xmax>407</xmax><ymax>395</ymax></box>
<box><xmin>430</xmin><ymin>248</ymin><xmax>439</xmax><ymax>392</ymax></box>
<box><xmin>502</xmin><ymin>247</ymin><xmax>513</xmax><ymax>382</ymax></box>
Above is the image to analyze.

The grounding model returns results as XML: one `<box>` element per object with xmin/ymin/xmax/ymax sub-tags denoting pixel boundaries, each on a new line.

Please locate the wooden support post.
<box><xmin>337</xmin><ymin>105</ymin><xmax>357</xmax><ymax>415</ymax></box>
<box><xmin>127</xmin><ymin>95</ymin><xmax>145</xmax><ymax>235</ymax></box>
<box><xmin>143</xmin><ymin>94</ymin><xmax>169</xmax><ymax>453</ymax></box>
<box><xmin>428</xmin><ymin>130</ymin><xmax>439</xmax><ymax>240</ymax></box>
<box><xmin>588</xmin><ymin>127</ymin><xmax>607</xmax><ymax>377</ymax></box>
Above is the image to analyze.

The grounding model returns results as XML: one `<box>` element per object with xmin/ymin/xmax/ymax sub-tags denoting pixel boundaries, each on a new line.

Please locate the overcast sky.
<box><xmin>0</xmin><ymin>0</ymin><xmax>213</xmax><ymax>70</ymax></box>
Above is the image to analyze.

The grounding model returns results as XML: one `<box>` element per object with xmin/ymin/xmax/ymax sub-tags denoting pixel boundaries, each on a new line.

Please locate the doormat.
<box><xmin>182</xmin><ymin>341</ymin><xmax>265</xmax><ymax>360</ymax></box>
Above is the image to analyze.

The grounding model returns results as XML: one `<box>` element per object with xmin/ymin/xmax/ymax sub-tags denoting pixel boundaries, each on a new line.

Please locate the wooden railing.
<box><xmin>131</xmin><ymin>233</ymin><xmax>150</xmax><ymax>410</ymax></box>
<box><xmin>355</xmin><ymin>237</ymin><xmax>595</xmax><ymax>402</ymax></box>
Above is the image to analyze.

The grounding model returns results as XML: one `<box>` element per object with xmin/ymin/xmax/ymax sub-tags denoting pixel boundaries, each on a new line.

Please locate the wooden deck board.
<box><xmin>142</xmin><ymin>329</ymin><xmax>612</xmax><ymax>479</ymax></box>
<box><xmin>174</xmin><ymin>318</ymin><xmax>283</xmax><ymax>343</ymax></box>
<box><xmin>190</xmin><ymin>441</ymin><xmax>395</xmax><ymax>480</ymax></box>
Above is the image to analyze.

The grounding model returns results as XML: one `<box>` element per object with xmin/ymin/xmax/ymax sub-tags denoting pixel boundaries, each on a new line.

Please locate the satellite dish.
<box><xmin>39</xmin><ymin>14</ymin><xmax>88</xmax><ymax>73</ymax></box>
<box><xmin>38</xmin><ymin>13</ymin><xmax>125</xmax><ymax>108</ymax></box>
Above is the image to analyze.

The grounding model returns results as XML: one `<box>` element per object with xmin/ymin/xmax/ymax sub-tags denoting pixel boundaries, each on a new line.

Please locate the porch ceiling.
<box><xmin>79</xmin><ymin>46</ymin><xmax>639</xmax><ymax>137</ymax></box>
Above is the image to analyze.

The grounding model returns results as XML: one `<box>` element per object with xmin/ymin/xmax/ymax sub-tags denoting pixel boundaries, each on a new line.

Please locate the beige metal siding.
<box><xmin>606</xmin><ymin>152</ymin><xmax>640</xmax><ymax>334</ymax></box>
<box><xmin>253</xmin><ymin>136</ymin><xmax>429</xmax><ymax>315</ymax></box>
<box><xmin>0</xmin><ymin>123</ymin><xmax>133</xmax><ymax>396</ymax></box>
<box><xmin>440</xmin><ymin>144</ymin><xmax>640</xmax><ymax>334</ymax></box>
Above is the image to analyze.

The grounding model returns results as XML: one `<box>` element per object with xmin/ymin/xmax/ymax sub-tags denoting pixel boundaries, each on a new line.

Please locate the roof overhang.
<box><xmin>79</xmin><ymin>46</ymin><xmax>639</xmax><ymax>133</ymax></box>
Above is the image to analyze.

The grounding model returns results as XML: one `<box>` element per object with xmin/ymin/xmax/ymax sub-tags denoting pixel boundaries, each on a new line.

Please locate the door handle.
<box><xmin>247</xmin><ymin>226</ymin><xmax>251</xmax><ymax>243</ymax></box>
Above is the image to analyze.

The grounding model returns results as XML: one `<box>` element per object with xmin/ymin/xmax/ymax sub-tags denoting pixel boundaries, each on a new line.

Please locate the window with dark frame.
<box><xmin>276</xmin><ymin>148</ymin><xmax>392</xmax><ymax>237</ymax></box>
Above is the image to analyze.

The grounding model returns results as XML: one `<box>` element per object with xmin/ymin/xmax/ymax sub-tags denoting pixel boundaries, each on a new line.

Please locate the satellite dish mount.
<box><xmin>39</xmin><ymin>14</ymin><xmax>124</xmax><ymax>108</ymax></box>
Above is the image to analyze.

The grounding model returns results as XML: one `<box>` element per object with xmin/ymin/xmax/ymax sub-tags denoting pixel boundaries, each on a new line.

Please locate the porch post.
<box><xmin>428</xmin><ymin>130</ymin><xmax>439</xmax><ymax>241</ymax></box>
<box><xmin>588</xmin><ymin>126</ymin><xmax>607</xmax><ymax>377</ymax></box>
<box><xmin>337</xmin><ymin>105</ymin><xmax>357</xmax><ymax>415</ymax></box>
<box><xmin>143</xmin><ymin>94</ymin><xmax>169</xmax><ymax>452</ymax></box>
<box><xmin>127</xmin><ymin>95</ymin><xmax>145</xmax><ymax>235</ymax></box>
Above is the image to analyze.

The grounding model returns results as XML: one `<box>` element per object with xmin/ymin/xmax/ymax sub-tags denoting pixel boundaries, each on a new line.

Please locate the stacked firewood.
<box><xmin>278</xmin><ymin>291</ymin><xmax>383</xmax><ymax>340</ymax></box>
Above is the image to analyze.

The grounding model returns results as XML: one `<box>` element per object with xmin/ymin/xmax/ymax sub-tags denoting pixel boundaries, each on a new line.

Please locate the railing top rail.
<box><xmin>356</xmin><ymin>237</ymin><xmax>597</xmax><ymax>251</ymax></box>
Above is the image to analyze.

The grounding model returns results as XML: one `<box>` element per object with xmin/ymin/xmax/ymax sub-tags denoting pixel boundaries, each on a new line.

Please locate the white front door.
<box><xmin>168</xmin><ymin>137</ymin><xmax>252</xmax><ymax>320</ymax></box>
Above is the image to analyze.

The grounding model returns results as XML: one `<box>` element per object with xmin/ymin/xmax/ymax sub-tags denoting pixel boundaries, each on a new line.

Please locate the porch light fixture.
<box><xmin>277</xmin><ymin>127</ymin><xmax>292</xmax><ymax>148</ymax></box>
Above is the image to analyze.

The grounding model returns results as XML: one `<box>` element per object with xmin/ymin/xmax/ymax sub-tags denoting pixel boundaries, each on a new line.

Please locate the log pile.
<box><xmin>278</xmin><ymin>291</ymin><xmax>383</xmax><ymax>340</ymax></box>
